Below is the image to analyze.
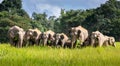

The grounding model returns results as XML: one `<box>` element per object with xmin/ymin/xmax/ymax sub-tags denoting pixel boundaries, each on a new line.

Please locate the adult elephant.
<box><xmin>24</xmin><ymin>28</ymin><xmax>41</xmax><ymax>46</ymax></box>
<box><xmin>41</xmin><ymin>30</ymin><xmax>55</xmax><ymax>46</ymax></box>
<box><xmin>90</xmin><ymin>31</ymin><xmax>109</xmax><ymax>47</ymax></box>
<box><xmin>69</xmin><ymin>26</ymin><xmax>88</xmax><ymax>48</ymax></box>
<box><xmin>54</xmin><ymin>33</ymin><xmax>69</xmax><ymax>47</ymax></box>
<box><xmin>8</xmin><ymin>26</ymin><xmax>25</xmax><ymax>48</ymax></box>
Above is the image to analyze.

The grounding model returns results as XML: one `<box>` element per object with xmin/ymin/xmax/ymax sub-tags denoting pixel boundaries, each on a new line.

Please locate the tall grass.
<box><xmin>0</xmin><ymin>42</ymin><xmax>120</xmax><ymax>66</ymax></box>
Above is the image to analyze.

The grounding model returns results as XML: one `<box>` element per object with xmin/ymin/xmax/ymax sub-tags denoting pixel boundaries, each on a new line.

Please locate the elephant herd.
<box><xmin>8</xmin><ymin>25</ymin><xmax>116</xmax><ymax>48</ymax></box>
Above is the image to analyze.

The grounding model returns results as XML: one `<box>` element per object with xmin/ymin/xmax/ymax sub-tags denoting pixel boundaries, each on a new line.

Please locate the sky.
<box><xmin>0</xmin><ymin>0</ymin><xmax>108</xmax><ymax>18</ymax></box>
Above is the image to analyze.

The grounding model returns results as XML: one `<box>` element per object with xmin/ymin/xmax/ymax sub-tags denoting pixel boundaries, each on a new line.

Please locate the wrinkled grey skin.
<box><xmin>24</xmin><ymin>28</ymin><xmax>41</xmax><ymax>46</ymax></box>
<box><xmin>41</xmin><ymin>30</ymin><xmax>55</xmax><ymax>46</ymax></box>
<box><xmin>54</xmin><ymin>33</ymin><xmax>69</xmax><ymax>47</ymax></box>
<box><xmin>54</xmin><ymin>33</ymin><xmax>61</xmax><ymax>46</ymax></box>
<box><xmin>40</xmin><ymin>32</ymin><xmax>49</xmax><ymax>46</ymax></box>
<box><xmin>70</xmin><ymin>26</ymin><xmax>88</xmax><ymax>48</ymax></box>
<box><xmin>8</xmin><ymin>26</ymin><xmax>25</xmax><ymax>48</ymax></box>
<box><xmin>90</xmin><ymin>31</ymin><xmax>109</xmax><ymax>47</ymax></box>
<box><xmin>103</xmin><ymin>36</ymin><xmax>116</xmax><ymax>47</ymax></box>
<box><xmin>108</xmin><ymin>37</ymin><xmax>116</xmax><ymax>47</ymax></box>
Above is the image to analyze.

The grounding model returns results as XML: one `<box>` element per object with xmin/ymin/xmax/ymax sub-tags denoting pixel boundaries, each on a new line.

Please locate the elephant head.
<box><xmin>40</xmin><ymin>32</ymin><xmax>49</xmax><ymax>46</ymax></box>
<box><xmin>69</xmin><ymin>26</ymin><xmax>88</xmax><ymax>48</ymax></box>
<box><xmin>54</xmin><ymin>33</ymin><xmax>61</xmax><ymax>46</ymax></box>
<box><xmin>24</xmin><ymin>28</ymin><xmax>41</xmax><ymax>46</ymax></box>
<box><xmin>41</xmin><ymin>30</ymin><xmax>55</xmax><ymax>46</ymax></box>
<box><xmin>108</xmin><ymin>37</ymin><xmax>116</xmax><ymax>47</ymax></box>
<box><xmin>91</xmin><ymin>31</ymin><xmax>101</xmax><ymax>47</ymax></box>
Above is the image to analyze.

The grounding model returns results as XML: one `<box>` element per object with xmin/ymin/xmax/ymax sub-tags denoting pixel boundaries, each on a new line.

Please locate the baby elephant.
<box><xmin>54</xmin><ymin>33</ymin><xmax>69</xmax><ymax>47</ymax></box>
<box><xmin>108</xmin><ymin>37</ymin><xmax>116</xmax><ymax>47</ymax></box>
<box><xmin>40</xmin><ymin>30</ymin><xmax>55</xmax><ymax>46</ymax></box>
<box><xmin>104</xmin><ymin>36</ymin><xmax>116</xmax><ymax>47</ymax></box>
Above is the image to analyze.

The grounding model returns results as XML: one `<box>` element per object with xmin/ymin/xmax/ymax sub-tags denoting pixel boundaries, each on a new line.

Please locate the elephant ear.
<box><xmin>60</xmin><ymin>35</ymin><xmax>64</xmax><ymax>39</ymax></box>
<box><xmin>48</xmin><ymin>34</ymin><xmax>52</xmax><ymax>39</ymax></box>
<box><xmin>33</xmin><ymin>31</ymin><xmax>38</xmax><ymax>37</ymax></box>
<box><xmin>53</xmin><ymin>34</ymin><xmax>56</xmax><ymax>38</ymax></box>
<box><xmin>77</xmin><ymin>30</ymin><xmax>81</xmax><ymax>37</ymax></box>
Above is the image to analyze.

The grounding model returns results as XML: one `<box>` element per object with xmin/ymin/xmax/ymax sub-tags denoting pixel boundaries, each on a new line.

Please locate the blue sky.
<box><xmin>0</xmin><ymin>0</ymin><xmax>108</xmax><ymax>18</ymax></box>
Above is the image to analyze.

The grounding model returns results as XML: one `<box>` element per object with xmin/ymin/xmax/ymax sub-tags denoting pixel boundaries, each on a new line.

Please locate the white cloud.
<box><xmin>35</xmin><ymin>4</ymin><xmax>61</xmax><ymax>18</ymax></box>
<box><xmin>22</xmin><ymin>0</ymin><xmax>109</xmax><ymax>18</ymax></box>
<box><xmin>0</xmin><ymin>0</ymin><xmax>3</xmax><ymax>3</ymax></box>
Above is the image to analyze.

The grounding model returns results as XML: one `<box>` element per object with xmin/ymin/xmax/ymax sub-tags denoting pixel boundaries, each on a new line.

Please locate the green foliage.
<box><xmin>82</xmin><ymin>0</ymin><xmax>120</xmax><ymax>40</ymax></box>
<box><xmin>0</xmin><ymin>0</ymin><xmax>22</xmax><ymax>11</ymax></box>
<box><xmin>0</xmin><ymin>42</ymin><xmax>120</xmax><ymax>66</ymax></box>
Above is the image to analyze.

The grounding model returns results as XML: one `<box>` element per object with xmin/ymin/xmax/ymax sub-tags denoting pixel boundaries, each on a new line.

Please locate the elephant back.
<box><xmin>60</xmin><ymin>33</ymin><xmax>69</xmax><ymax>41</ymax></box>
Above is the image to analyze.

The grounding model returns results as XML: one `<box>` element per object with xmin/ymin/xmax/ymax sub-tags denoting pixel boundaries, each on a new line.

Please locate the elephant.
<box><xmin>8</xmin><ymin>26</ymin><xmax>25</xmax><ymax>48</ymax></box>
<box><xmin>108</xmin><ymin>37</ymin><xmax>116</xmax><ymax>47</ymax></box>
<box><xmin>40</xmin><ymin>30</ymin><xmax>55</xmax><ymax>46</ymax></box>
<box><xmin>69</xmin><ymin>26</ymin><xmax>88</xmax><ymax>48</ymax></box>
<box><xmin>90</xmin><ymin>31</ymin><xmax>109</xmax><ymax>47</ymax></box>
<box><xmin>54</xmin><ymin>33</ymin><xmax>61</xmax><ymax>46</ymax></box>
<box><xmin>54</xmin><ymin>33</ymin><xmax>69</xmax><ymax>47</ymax></box>
<box><xmin>24</xmin><ymin>28</ymin><xmax>41</xmax><ymax>46</ymax></box>
<box><xmin>103</xmin><ymin>36</ymin><xmax>116</xmax><ymax>47</ymax></box>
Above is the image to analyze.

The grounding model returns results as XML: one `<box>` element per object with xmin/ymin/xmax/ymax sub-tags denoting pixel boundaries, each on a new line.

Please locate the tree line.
<box><xmin>0</xmin><ymin>0</ymin><xmax>120</xmax><ymax>43</ymax></box>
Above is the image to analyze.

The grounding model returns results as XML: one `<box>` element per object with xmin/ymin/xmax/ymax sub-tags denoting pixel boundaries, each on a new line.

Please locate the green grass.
<box><xmin>0</xmin><ymin>42</ymin><xmax>120</xmax><ymax>66</ymax></box>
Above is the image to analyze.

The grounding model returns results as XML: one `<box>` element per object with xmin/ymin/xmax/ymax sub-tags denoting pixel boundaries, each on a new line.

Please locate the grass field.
<box><xmin>0</xmin><ymin>42</ymin><xmax>120</xmax><ymax>66</ymax></box>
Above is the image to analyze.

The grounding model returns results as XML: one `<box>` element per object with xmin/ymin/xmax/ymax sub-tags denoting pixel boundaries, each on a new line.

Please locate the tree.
<box><xmin>0</xmin><ymin>0</ymin><xmax>22</xmax><ymax>12</ymax></box>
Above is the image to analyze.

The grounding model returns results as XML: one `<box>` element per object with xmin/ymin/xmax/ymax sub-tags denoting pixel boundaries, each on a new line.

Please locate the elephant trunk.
<box><xmin>43</xmin><ymin>39</ymin><xmax>47</xmax><ymax>46</ymax></box>
<box><xmin>19</xmin><ymin>38</ymin><xmax>23</xmax><ymax>48</ymax></box>
<box><xmin>113</xmin><ymin>43</ymin><xmax>116</xmax><ymax>47</ymax></box>
<box><xmin>18</xmin><ymin>31</ymin><xmax>24</xmax><ymax>48</ymax></box>
<box><xmin>55</xmin><ymin>39</ymin><xmax>59</xmax><ymax>46</ymax></box>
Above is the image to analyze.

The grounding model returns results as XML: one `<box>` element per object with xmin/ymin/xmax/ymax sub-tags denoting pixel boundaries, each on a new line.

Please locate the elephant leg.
<box><xmin>44</xmin><ymin>39</ymin><xmax>47</xmax><ymax>46</ymax></box>
<box><xmin>62</xmin><ymin>41</ymin><xmax>65</xmax><ymax>48</ymax></box>
<box><xmin>71</xmin><ymin>38</ymin><xmax>76</xmax><ymax>48</ymax></box>
<box><xmin>37</xmin><ymin>39</ymin><xmax>40</xmax><ymax>46</ymax></box>
<box><xmin>71</xmin><ymin>42</ymin><xmax>74</xmax><ymax>48</ymax></box>
<box><xmin>113</xmin><ymin>43</ymin><xmax>116</xmax><ymax>47</ymax></box>
<box><xmin>35</xmin><ymin>39</ymin><xmax>39</xmax><ymax>46</ymax></box>
<box><xmin>10</xmin><ymin>38</ymin><xmax>14</xmax><ymax>46</ymax></box>
<box><xmin>104</xmin><ymin>41</ymin><xmax>109</xmax><ymax>47</ymax></box>
<box><xmin>91</xmin><ymin>39</ymin><xmax>94</xmax><ymax>47</ymax></box>
<box><xmin>22</xmin><ymin>40</ymin><xmax>26</xmax><ymax>47</ymax></box>
<box><xmin>19</xmin><ymin>39</ymin><xmax>23</xmax><ymax>48</ymax></box>
<box><xmin>98</xmin><ymin>40</ymin><xmax>103</xmax><ymax>47</ymax></box>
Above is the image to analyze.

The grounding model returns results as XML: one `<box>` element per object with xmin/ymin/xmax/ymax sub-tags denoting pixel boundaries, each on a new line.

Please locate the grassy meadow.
<box><xmin>0</xmin><ymin>42</ymin><xmax>120</xmax><ymax>66</ymax></box>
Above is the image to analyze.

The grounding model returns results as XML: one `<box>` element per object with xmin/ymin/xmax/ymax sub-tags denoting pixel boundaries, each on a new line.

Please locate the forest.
<box><xmin>0</xmin><ymin>0</ymin><xmax>120</xmax><ymax>43</ymax></box>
